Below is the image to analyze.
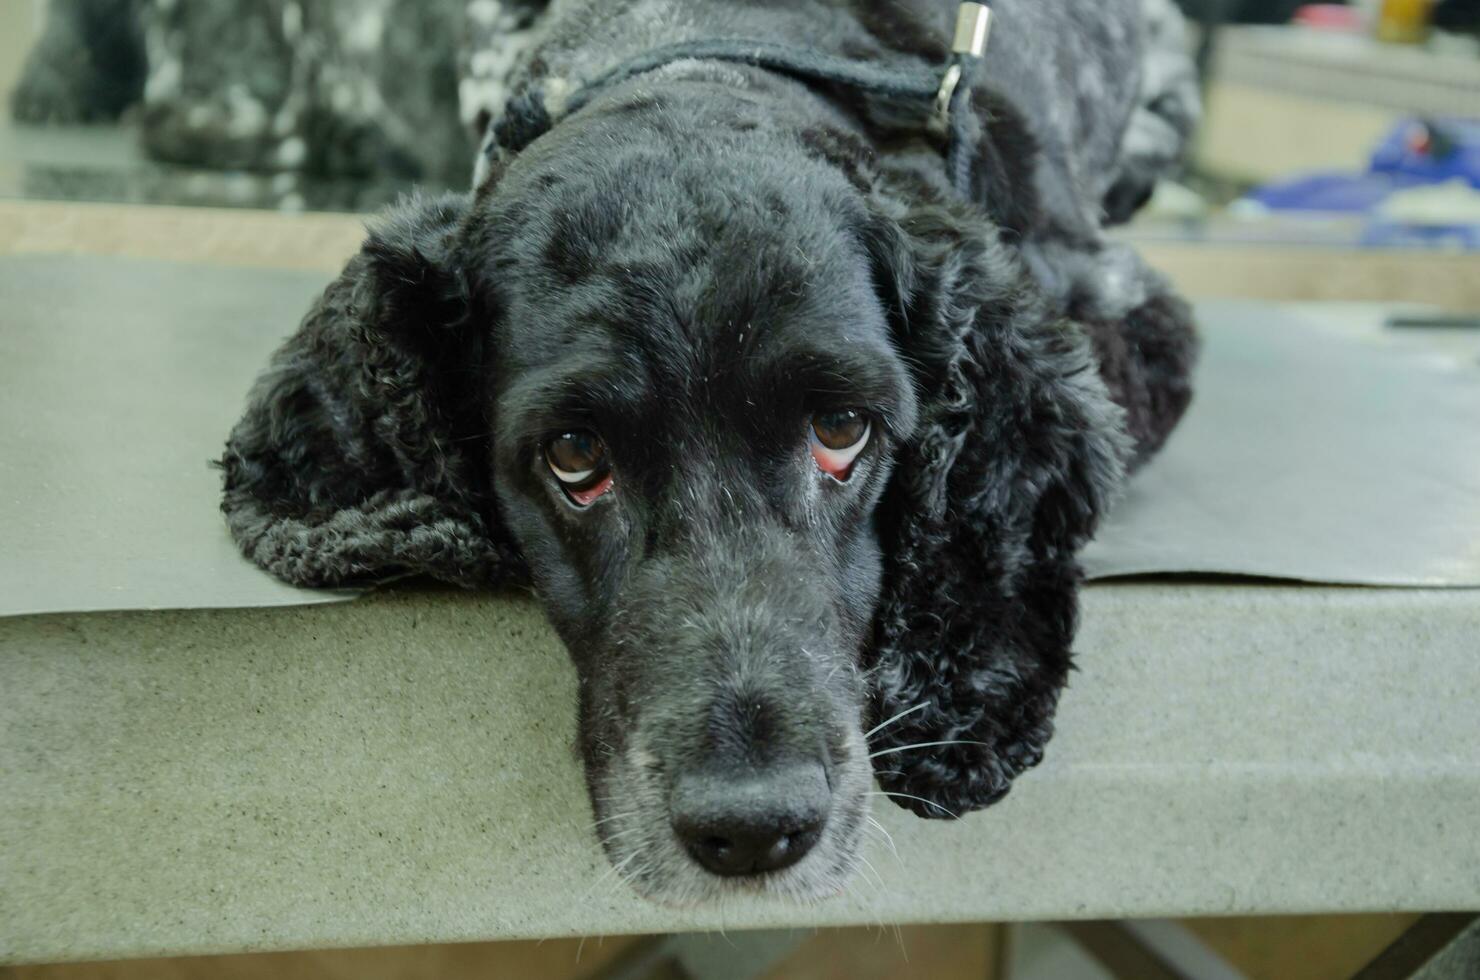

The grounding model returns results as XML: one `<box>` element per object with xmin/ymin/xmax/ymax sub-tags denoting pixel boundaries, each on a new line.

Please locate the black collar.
<box><xmin>484</xmin><ymin>2</ymin><xmax>993</xmax><ymax>196</ymax></box>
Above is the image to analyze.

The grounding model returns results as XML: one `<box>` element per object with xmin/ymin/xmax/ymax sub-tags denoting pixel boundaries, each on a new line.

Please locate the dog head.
<box><xmin>221</xmin><ymin>80</ymin><xmax>1126</xmax><ymax>902</ymax></box>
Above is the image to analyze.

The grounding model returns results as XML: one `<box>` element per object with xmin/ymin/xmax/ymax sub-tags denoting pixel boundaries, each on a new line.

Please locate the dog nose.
<box><xmin>671</xmin><ymin>762</ymin><xmax>830</xmax><ymax>876</ymax></box>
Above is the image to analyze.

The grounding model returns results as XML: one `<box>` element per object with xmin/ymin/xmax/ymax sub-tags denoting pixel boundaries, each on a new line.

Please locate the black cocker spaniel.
<box><xmin>221</xmin><ymin>0</ymin><xmax>1200</xmax><ymax>902</ymax></box>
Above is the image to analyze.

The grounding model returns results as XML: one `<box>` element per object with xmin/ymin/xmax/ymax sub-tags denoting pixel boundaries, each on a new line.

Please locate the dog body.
<box><xmin>221</xmin><ymin>0</ymin><xmax>1200</xmax><ymax>902</ymax></box>
<box><xmin>504</xmin><ymin>0</ymin><xmax>1146</xmax><ymax>258</ymax></box>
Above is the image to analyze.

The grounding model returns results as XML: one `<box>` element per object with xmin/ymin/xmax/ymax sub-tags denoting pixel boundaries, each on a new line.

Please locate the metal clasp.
<box><xmin>932</xmin><ymin>3</ymin><xmax>992</xmax><ymax>133</ymax></box>
<box><xmin>951</xmin><ymin>1</ymin><xmax>992</xmax><ymax>56</ymax></box>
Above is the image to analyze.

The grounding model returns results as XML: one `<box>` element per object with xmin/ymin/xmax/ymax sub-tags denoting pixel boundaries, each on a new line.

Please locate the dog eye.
<box><xmin>810</xmin><ymin>410</ymin><xmax>871</xmax><ymax>480</ymax></box>
<box><xmin>545</xmin><ymin>431</ymin><xmax>613</xmax><ymax>505</ymax></box>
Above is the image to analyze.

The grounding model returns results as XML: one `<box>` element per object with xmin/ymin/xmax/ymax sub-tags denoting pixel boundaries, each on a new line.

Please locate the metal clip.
<box><xmin>933</xmin><ymin>3</ymin><xmax>991</xmax><ymax>134</ymax></box>
<box><xmin>951</xmin><ymin>2</ymin><xmax>992</xmax><ymax>56</ymax></box>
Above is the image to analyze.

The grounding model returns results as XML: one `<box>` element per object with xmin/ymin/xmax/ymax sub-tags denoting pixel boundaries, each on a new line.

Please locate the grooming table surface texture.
<box><xmin>3</xmin><ymin>254</ymin><xmax>1478</xmax><ymax>618</ymax></box>
<box><xmin>1</xmin><ymin>253</ymin><xmax>1479</xmax><ymax>964</ymax></box>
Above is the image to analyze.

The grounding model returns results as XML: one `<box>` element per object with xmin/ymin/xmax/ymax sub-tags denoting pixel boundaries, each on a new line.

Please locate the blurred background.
<box><xmin>2</xmin><ymin>0</ymin><xmax>1479</xmax><ymax>246</ymax></box>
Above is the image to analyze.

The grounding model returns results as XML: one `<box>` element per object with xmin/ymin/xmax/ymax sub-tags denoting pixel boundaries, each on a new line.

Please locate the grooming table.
<box><xmin>2</xmin><ymin>221</ymin><xmax>1478</xmax><ymax>965</ymax></box>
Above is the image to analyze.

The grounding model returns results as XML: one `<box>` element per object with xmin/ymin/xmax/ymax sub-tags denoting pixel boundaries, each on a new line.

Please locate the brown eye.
<box><xmin>810</xmin><ymin>410</ymin><xmax>871</xmax><ymax>479</ymax></box>
<box><xmin>545</xmin><ymin>431</ymin><xmax>613</xmax><ymax>505</ymax></box>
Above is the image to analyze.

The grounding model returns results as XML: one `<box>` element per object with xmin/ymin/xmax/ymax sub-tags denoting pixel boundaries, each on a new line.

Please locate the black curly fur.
<box><xmin>860</xmin><ymin>185</ymin><xmax>1137</xmax><ymax>816</ymax></box>
<box><xmin>219</xmin><ymin>191</ymin><xmax>527</xmax><ymax>589</ymax></box>
<box><xmin>1080</xmin><ymin>288</ymin><xmax>1200</xmax><ymax>469</ymax></box>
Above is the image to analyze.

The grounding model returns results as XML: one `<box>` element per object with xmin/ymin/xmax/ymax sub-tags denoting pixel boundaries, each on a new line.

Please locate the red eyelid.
<box><xmin>810</xmin><ymin>441</ymin><xmax>856</xmax><ymax>479</ymax></box>
<box><xmin>568</xmin><ymin>472</ymin><xmax>614</xmax><ymax>506</ymax></box>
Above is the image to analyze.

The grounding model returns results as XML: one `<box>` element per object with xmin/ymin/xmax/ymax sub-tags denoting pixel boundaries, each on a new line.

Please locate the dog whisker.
<box><xmin>863</xmin><ymin>702</ymin><xmax>928</xmax><ymax>741</ymax></box>
<box><xmin>600</xmin><ymin>825</ymin><xmax>647</xmax><ymax>842</ymax></box>
<box><xmin>867</xmin><ymin>790</ymin><xmax>959</xmax><ymax>819</ymax></box>
<box><xmin>592</xmin><ymin>810</ymin><xmax>637</xmax><ymax>827</ymax></box>
<box><xmin>892</xmin><ymin>922</ymin><xmax>909</xmax><ymax>963</ymax></box>
<box><xmin>583</xmin><ymin>849</ymin><xmax>641</xmax><ymax>902</ymax></box>
<box><xmin>867</xmin><ymin>739</ymin><xmax>989</xmax><ymax>759</ymax></box>
<box><xmin>857</xmin><ymin>852</ymin><xmax>884</xmax><ymax>892</ymax></box>
<box><xmin>865</xmin><ymin>815</ymin><xmax>900</xmax><ymax>863</ymax></box>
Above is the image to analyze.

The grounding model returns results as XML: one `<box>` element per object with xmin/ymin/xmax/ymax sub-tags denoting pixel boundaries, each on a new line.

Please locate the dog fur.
<box><xmin>214</xmin><ymin>0</ymin><xmax>1200</xmax><ymax>898</ymax></box>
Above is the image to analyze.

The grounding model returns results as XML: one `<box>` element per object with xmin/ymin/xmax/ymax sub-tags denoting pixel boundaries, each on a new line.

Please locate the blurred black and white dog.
<box><xmin>22</xmin><ymin>0</ymin><xmax>1202</xmax><ymax>902</ymax></box>
<box><xmin>12</xmin><ymin>0</ymin><xmax>545</xmax><ymax>185</ymax></box>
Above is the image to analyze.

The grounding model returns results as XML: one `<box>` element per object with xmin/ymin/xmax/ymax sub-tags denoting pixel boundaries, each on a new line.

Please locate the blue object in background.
<box><xmin>1368</xmin><ymin>117</ymin><xmax>1480</xmax><ymax>188</ymax></box>
<box><xmin>1360</xmin><ymin>220</ymin><xmax>1480</xmax><ymax>249</ymax></box>
<box><xmin>1240</xmin><ymin>117</ymin><xmax>1480</xmax><ymax>249</ymax></box>
<box><xmin>1244</xmin><ymin>172</ymin><xmax>1419</xmax><ymax>213</ymax></box>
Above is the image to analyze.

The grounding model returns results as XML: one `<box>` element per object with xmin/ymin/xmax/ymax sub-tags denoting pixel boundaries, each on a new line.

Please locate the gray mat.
<box><xmin>2</xmin><ymin>256</ymin><xmax>1478</xmax><ymax>619</ymax></box>
<box><xmin>1082</xmin><ymin>301</ymin><xmax>1480</xmax><ymax>586</ymax></box>
<box><xmin>0</xmin><ymin>255</ymin><xmax>359</xmax><ymax>617</ymax></box>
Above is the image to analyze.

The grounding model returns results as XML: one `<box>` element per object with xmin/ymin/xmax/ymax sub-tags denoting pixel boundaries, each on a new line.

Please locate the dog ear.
<box><xmin>864</xmin><ymin>188</ymin><xmax>1131</xmax><ymax>817</ymax></box>
<box><xmin>219</xmin><ymin>191</ymin><xmax>526</xmax><ymax>588</ymax></box>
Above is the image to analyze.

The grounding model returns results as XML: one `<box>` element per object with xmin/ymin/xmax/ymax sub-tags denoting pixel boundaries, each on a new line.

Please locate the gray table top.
<box><xmin>2</xmin><ymin>584</ymin><xmax>1477</xmax><ymax>965</ymax></box>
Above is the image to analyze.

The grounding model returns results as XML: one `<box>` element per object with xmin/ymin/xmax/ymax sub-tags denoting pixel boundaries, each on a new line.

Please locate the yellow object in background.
<box><xmin>1376</xmin><ymin>0</ymin><xmax>1435</xmax><ymax>43</ymax></box>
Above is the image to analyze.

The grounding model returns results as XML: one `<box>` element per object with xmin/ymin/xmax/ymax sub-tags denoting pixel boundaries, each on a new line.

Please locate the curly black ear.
<box><xmin>865</xmin><ymin>192</ymin><xmax>1132</xmax><ymax>817</ymax></box>
<box><xmin>220</xmin><ymin>191</ymin><xmax>525</xmax><ymax>588</ymax></box>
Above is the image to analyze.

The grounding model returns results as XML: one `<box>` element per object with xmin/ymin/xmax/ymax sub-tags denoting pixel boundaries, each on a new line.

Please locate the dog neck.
<box><xmin>477</xmin><ymin>6</ymin><xmax>994</xmax><ymax>196</ymax></box>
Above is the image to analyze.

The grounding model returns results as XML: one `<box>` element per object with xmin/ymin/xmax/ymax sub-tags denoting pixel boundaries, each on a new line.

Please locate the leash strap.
<box><xmin>488</xmin><ymin>2</ymin><xmax>992</xmax><ymax>196</ymax></box>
